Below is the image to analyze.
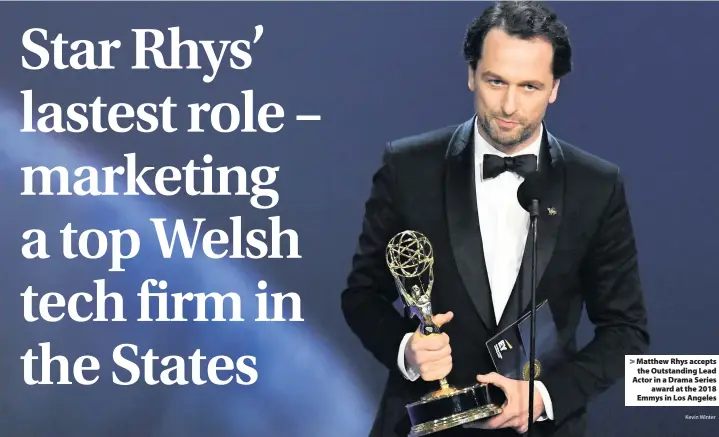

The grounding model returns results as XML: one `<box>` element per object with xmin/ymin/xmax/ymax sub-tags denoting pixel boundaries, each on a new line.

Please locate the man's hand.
<box><xmin>403</xmin><ymin>312</ymin><xmax>454</xmax><ymax>381</ymax></box>
<box><xmin>464</xmin><ymin>372</ymin><xmax>545</xmax><ymax>434</ymax></box>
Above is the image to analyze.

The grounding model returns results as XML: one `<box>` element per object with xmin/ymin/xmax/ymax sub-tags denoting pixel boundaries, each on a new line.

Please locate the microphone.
<box><xmin>516</xmin><ymin>171</ymin><xmax>545</xmax><ymax>437</ymax></box>
<box><xmin>517</xmin><ymin>171</ymin><xmax>544</xmax><ymax>217</ymax></box>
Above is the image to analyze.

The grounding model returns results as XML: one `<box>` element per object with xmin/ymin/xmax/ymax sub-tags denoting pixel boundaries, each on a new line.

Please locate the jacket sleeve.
<box><xmin>341</xmin><ymin>143</ymin><xmax>418</xmax><ymax>371</ymax></box>
<box><xmin>540</xmin><ymin>170</ymin><xmax>650</xmax><ymax>424</ymax></box>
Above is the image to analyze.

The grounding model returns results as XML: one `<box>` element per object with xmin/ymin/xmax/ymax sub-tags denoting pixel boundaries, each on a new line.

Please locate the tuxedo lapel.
<box><xmin>444</xmin><ymin>117</ymin><xmax>496</xmax><ymax>331</ymax></box>
<box><xmin>518</xmin><ymin>129</ymin><xmax>566</xmax><ymax>318</ymax></box>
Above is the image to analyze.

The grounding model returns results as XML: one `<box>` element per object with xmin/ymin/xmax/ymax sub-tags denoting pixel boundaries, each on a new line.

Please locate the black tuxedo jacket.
<box><xmin>341</xmin><ymin>116</ymin><xmax>650</xmax><ymax>437</ymax></box>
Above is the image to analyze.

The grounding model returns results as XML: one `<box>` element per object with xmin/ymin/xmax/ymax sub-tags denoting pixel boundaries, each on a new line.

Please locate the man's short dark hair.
<box><xmin>463</xmin><ymin>1</ymin><xmax>572</xmax><ymax>79</ymax></box>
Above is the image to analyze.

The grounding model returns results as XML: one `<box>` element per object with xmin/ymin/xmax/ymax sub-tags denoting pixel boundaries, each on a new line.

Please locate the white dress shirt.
<box><xmin>396</xmin><ymin>118</ymin><xmax>554</xmax><ymax>421</ymax></box>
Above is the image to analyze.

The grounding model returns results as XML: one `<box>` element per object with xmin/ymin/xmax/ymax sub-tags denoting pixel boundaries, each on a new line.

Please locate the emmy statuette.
<box><xmin>386</xmin><ymin>230</ymin><xmax>505</xmax><ymax>437</ymax></box>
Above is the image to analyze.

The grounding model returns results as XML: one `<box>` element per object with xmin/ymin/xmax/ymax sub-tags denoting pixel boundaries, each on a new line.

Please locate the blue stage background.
<box><xmin>1</xmin><ymin>2</ymin><xmax>718</xmax><ymax>437</ymax></box>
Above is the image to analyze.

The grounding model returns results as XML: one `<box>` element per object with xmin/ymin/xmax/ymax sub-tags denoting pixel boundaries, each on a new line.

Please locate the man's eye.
<box><xmin>489</xmin><ymin>80</ymin><xmax>503</xmax><ymax>86</ymax></box>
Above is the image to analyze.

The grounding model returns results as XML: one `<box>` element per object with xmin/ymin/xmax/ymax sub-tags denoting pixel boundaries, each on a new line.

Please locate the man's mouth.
<box><xmin>495</xmin><ymin>118</ymin><xmax>519</xmax><ymax>128</ymax></box>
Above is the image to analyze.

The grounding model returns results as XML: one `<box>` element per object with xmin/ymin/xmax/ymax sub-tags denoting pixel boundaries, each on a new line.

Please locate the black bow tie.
<box><xmin>482</xmin><ymin>154</ymin><xmax>537</xmax><ymax>179</ymax></box>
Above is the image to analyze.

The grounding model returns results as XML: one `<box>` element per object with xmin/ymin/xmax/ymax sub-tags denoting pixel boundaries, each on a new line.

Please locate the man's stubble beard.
<box><xmin>477</xmin><ymin>112</ymin><xmax>539</xmax><ymax>152</ymax></box>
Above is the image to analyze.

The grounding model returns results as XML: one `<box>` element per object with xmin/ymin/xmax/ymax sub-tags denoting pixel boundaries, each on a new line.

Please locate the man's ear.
<box><xmin>548</xmin><ymin>79</ymin><xmax>560</xmax><ymax>104</ymax></box>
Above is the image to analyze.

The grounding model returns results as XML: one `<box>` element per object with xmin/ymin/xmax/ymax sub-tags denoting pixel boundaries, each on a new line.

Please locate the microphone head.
<box><xmin>517</xmin><ymin>171</ymin><xmax>545</xmax><ymax>213</ymax></box>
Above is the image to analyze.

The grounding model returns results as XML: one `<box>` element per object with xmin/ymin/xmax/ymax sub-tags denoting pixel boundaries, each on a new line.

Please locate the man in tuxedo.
<box><xmin>340</xmin><ymin>2</ymin><xmax>649</xmax><ymax>437</ymax></box>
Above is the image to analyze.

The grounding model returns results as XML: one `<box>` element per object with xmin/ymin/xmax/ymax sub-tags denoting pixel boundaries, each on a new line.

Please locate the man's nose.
<box><xmin>501</xmin><ymin>89</ymin><xmax>518</xmax><ymax>115</ymax></box>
